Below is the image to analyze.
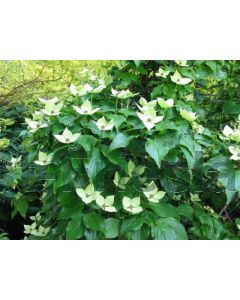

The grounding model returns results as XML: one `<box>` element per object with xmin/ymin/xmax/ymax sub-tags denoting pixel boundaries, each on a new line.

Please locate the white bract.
<box><xmin>39</xmin><ymin>97</ymin><xmax>59</xmax><ymax>105</ymax></box>
<box><xmin>185</xmin><ymin>94</ymin><xmax>194</xmax><ymax>101</ymax></box>
<box><xmin>192</xmin><ymin>122</ymin><xmax>204</xmax><ymax>134</ymax></box>
<box><xmin>137</xmin><ymin>109</ymin><xmax>164</xmax><ymax>131</ymax></box>
<box><xmin>222</xmin><ymin>125</ymin><xmax>240</xmax><ymax>142</ymax></box>
<box><xmin>228</xmin><ymin>146</ymin><xmax>240</xmax><ymax>161</ymax></box>
<box><xmin>127</xmin><ymin>160</ymin><xmax>145</xmax><ymax>177</ymax></box>
<box><xmin>41</xmin><ymin>102</ymin><xmax>63</xmax><ymax>116</ymax></box>
<box><xmin>95</xmin><ymin>194</ymin><xmax>117</xmax><ymax>212</ymax></box>
<box><xmin>70</xmin><ymin>83</ymin><xmax>93</xmax><ymax>96</ymax></box>
<box><xmin>175</xmin><ymin>60</ymin><xmax>188</xmax><ymax>66</ymax></box>
<box><xmin>10</xmin><ymin>156</ymin><xmax>22</xmax><ymax>169</ymax></box>
<box><xmin>171</xmin><ymin>71</ymin><xmax>192</xmax><ymax>85</ymax></box>
<box><xmin>142</xmin><ymin>181</ymin><xmax>166</xmax><ymax>203</ymax></box>
<box><xmin>25</xmin><ymin>118</ymin><xmax>48</xmax><ymax>132</ymax></box>
<box><xmin>113</xmin><ymin>172</ymin><xmax>130</xmax><ymax>189</ymax></box>
<box><xmin>155</xmin><ymin>67</ymin><xmax>170</xmax><ymax>78</ymax></box>
<box><xmin>111</xmin><ymin>88</ymin><xmax>138</xmax><ymax>99</ymax></box>
<box><xmin>73</xmin><ymin>100</ymin><xmax>100</xmax><ymax>115</ymax></box>
<box><xmin>180</xmin><ymin>109</ymin><xmax>197</xmax><ymax>122</ymax></box>
<box><xmin>157</xmin><ymin>98</ymin><xmax>174</xmax><ymax>109</ymax></box>
<box><xmin>76</xmin><ymin>183</ymin><xmax>100</xmax><ymax>204</ymax></box>
<box><xmin>190</xmin><ymin>193</ymin><xmax>201</xmax><ymax>202</ymax></box>
<box><xmin>34</xmin><ymin>151</ymin><xmax>53</xmax><ymax>166</ymax></box>
<box><xmin>95</xmin><ymin>117</ymin><xmax>114</xmax><ymax>131</ymax></box>
<box><xmin>54</xmin><ymin>128</ymin><xmax>80</xmax><ymax>144</ymax></box>
<box><xmin>136</xmin><ymin>97</ymin><xmax>157</xmax><ymax>112</ymax></box>
<box><xmin>122</xmin><ymin>196</ymin><xmax>143</xmax><ymax>214</ymax></box>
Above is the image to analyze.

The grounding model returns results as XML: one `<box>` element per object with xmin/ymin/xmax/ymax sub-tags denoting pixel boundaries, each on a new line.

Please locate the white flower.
<box><xmin>137</xmin><ymin>109</ymin><xmax>164</xmax><ymax>131</ymax></box>
<box><xmin>54</xmin><ymin>128</ymin><xmax>80</xmax><ymax>144</ymax></box>
<box><xmin>111</xmin><ymin>88</ymin><xmax>137</xmax><ymax>99</ymax></box>
<box><xmin>190</xmin><ymin>193</ymin><xmax>201</xmax><ymax>202</ymax></box>
<box><xmin>10</xmin><ymin>156</ymin><xmax>22</xmax><ymax>169</ymax></box>
<box><xmin>122</xmin><ymin>196</ymin><xmax>143</xmax><ymax>214</ymax></box>
<box><xmin>41</xmin><ymin>102</ymin><xmax>63</xmax><ymax>116</ymax></box>
<box><xmin>91</xmin><ymin>84</ymin><xmax>106</xmax><ymax>94</ymax></box>
<box><xmin>175</xmin><ymin>60</ymin><xmax>188</xmax><ymax>67</ymax></box>
<box><xmin>76</xmin><ymin>183</ymin><xmax>99</xmax><ymax>204</ymax></box>
<box><xmin>38</xmin><ymin>97</ymin><xmax>59</xmax><ymax>105</ymax></box>
<box><xmin>96</xmin><ymin>194</ymin><xmax>117</xmax><ymax>212</ymax></box>
<box><xmin>155</xmin><ymin>67</ymin><xmax>170</xmax><ymax>78</ymax></box>
<box><xmin>73</xmin><ymin>100</ymin><xmax>100</xmax><ymax>115</ymax></box>
<box><xmin>180</xmin><ymin>109</ymin><xmax>197</xmax><ymax>122</ymax></box>
<box><xmin>157</xmin><ymin>98</ymin><xmax>174</xmax><ymax>109</ymax></box>
<box><xmin>185</xmin><ymin>94</ymin><xmax>194</xmax><ymax>101</ymax></box>
<box><xmin>222</xmin><ymin>125</ymin><xmax>233</xmax><ymax>138</ymax></box>
<box><xmin>127</xmin><ymin>160</ymin><xmax>145</xmax><ymax>177</ymax></box>
<box><xmin>171</xmin><ymin>71</ymin><xmax>192</xmax><ymax>85</ymax></box>
<box><xmin>25</xmin><ymin>118</ymin><xmax>48</xmax><ymax>132</ymax></box>
<box><xmin>136</xmin><ymin>97</ymin><xmax>157</xmax><ymax>112</ymax></box>
<box><xmin>34</xmin><ymin>151</ymin><xmax>53</xmax><ymax>166</ymax></box>
<box><xmin>70</xmin><ymin>83</ymin><xmax>93</xmax><ymax>96</ymax></box>
<box><xmin>142</xmin><ymin>181</ymin><xmax>166</xmax><ymax>203</ymax></box>
<box><xmin>95</xmin><ymin>117</ymin><xmax>114</xmax><ymax>131</ymax></box>
<box><xmin>113</xmin><ymin>172</ymin><xmax>130</xmax><ymax>189</ymax></box>
<box><xmin>30</xmin><ymin>212</ymin><xmax>41</xmax><ymax>222</ymax></box>
<box><xmin>229</xmin><ymin>146</ymin><xmax>240</xmax><ymax>161</ymax></box>
<box><xmin>192</xmin><ymin>122</ymin><xmax>204</xmax><ymax>134</ymax></box>
<box><xmin>230</xmin><ymin>130</ymin><xmax>240</xmax><ymax>143</ymax></box>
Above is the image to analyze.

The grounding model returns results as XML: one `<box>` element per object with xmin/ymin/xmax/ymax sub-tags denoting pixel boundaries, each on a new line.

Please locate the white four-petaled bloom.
<box><xmin>41</xmin><ymin>102</ymin><xmax>63</xmax><ymax>116</ymax></box>
<box><xmin>34</xmin><ymin>151</ymin><xmax>53</xmax><ymax>166</ymax></box>
<box><xmin>136</xmin><ymin>97</ymin><xmax>157</xmax><ymax>112</ymax></box>
<box><xmin>10</xmin><ymin>156</ymin><xmax>22</xmax><ymax>169</ymax></box>
<box><xmin>95</xmin><ymin>117</ymin><xmax>114</xmax><ymax>131</ymax></box>
<box><xmin>142</xmin><ymin>181</ymin><xmax>166</xmax><ymax>203</ymax></box>
<box><xmin>111</xmin><ymin>88</ymin><xmax>138</xmax><ymax>99</ymax></box>
<box><xmin>39</xmin><ymin>97</ymin><xmax>59</xmax><ymax>105</ymax></box>
<box><xmin>73</xmin><ymin>100</ymin><xmax>100</xmax><ymax>115</ymax></box>
<box><xmin>155</xmin><ymin>67</ymin><xmax>170</xmax><ymax>78</ymax></box>
<box><xmin>157</xmin><ymin>98</ymin><xmax>174</xmax><ymax>109</ymax></box>
<box><xmin>54</xmin><ymin>128</ymin><xmax>80</xmax><ymax>144</ymax></box>
<box><xmin>171</xmin><ymin>71</ymin><xmax>192</xmax><ymax>85</ymax></box>
<box><xmin>122</xmin><ymin>196</ymin><xmax>143</xmax><ymax>214</ymax></box>
<box><xmin>175</xmin><ymin>60</ymin><xmax>188</xmax><ymax>67</ymax></box>
<box><xmin>25</xmin><ymin>118</ymin><xmax>48</xmax><ymax>132</ymax></box>
<box><xmin>95</xmin><ymin>194</ymin><xmax>117</xmax><ymax>212</ymax></box>
<box><xmin>76</xmin><ymin>183</ymin><xmax>99</xmax><ymax>204</ymax></box>
<box><xmin>113</xmin><ymin>172</ymin><xmax>130</xmax><ymax>189</ymax></box>
<box><xmin>137</xmin><ymin>109</ymin><xmax>164</xmax><ymax>131</ymax></box>
<box><xmin>70</xmin><ymin>83</ymin><xmax>93</xmax><ymax>96</ymax></box>
<box><xmin>222</xmin><ymin>125</ymin><xmax>240</xmax><ymax>142</ymax></box>
<box><xmin>229</xmin><ymin>146</ymin><xmax>240</xmax><ymax>161</ymax></box>
<box><xmin>180</xmin><ymin>109</ymin><xmax>197</xmax><ymax>122</ymax></box>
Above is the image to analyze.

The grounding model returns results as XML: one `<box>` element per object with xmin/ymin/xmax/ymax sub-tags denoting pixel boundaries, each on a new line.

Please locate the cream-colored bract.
<box><xmin>95</xmin><ymin>116</ymin><xmax>114</xmax><ymax>131</ymax></box>
<box><xmin>155</xmin><ymin>67</ymin><xmax>170</xmax><ymax>78</ymax></box>
<box><xmin>34</xmin><ymin>151</ymin><xmax>53</xmax><ymax>166</ymax></box>
<box><xmin>113</xmin><ymin>172</ymin><xmax>130</xmax><ymax>189</ymax></box>
<box><xmin>54</xmin><ymin>128</ymin><xmax>80</xmax><ymax>144</ymax></box>
<box><xmin>41</xmin><ymin>102</ymin><xmax>63</xmax><ymax>116</ymax></box>
<box><xmin>73</xmin><ymin>100</ymin><xmax>100</xmax><ymax>115</ymax></box>
<box><xmin>192</xmin><ymin>122</ymin><xmax>204</xmax><ymax>134</ymax></box>
<box><xmin>136</xmin><ymin>97</ymin><xmax>157</xmax><ymax>112</ymax></box>
<box><xmin>39</xmin><ymin>97</ymin><xmax>59</xmax><ymax>105</ymax></box>
<box><xmin>180</xmin><ymin>109</ymin><xmax>197</xmax><ymax>122</ymax></box>
<box><xmin>171</xmin><ymin>71</ymin><xmax>192</xmax><ymax>85</ymax></box>
<box><xmin>175</xmin><ymin>60</ymin><xmax>188</xmax><ymax>67</ymax></box>
<box><xmin>157</xmin><ymin>98</ymin><xmax>174</xmax><ymax>109</ymax></box>
<box><xmin>229</xmin><ymin>146</ymin><xmax>240</xmax><ymax>161</ymax></box>
<box><xmin>76</xmin><ymin>183</ymin><xmax>99</xmax><ymax>204</ymax></box>
<box><xmin>122</xmin><ymin>196</ymin><xmax>143</xmax><ymax>214</ymax></box>
<box><xmin>222</xmin><ymin>125</ymin><xmax>240</xmax><ymax>142</ymax></box>
<box><xmin>137</xmin><ymin>109</ymin><xmax>164</xmax><ymax>131</ymax></box>
<box><xmin>95</xmin><ymin>194</ymin><xmax>117</xmax><ymax>212</ymax></box>
<box><xmin>142</xmin><ymin>181</ymin><xmax>166</xmax><ymax>203</ymax></box>
<box><xmin>111</xmin><ymin>88</ymin><xmax>138</xmax><ymax>99</ymax></box>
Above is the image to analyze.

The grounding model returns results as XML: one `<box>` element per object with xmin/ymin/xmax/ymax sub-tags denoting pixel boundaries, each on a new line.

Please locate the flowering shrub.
<box><xmin>6</xmin><ymin>60</ymin><xmax>240</xmax><ymax>239</ymax></box>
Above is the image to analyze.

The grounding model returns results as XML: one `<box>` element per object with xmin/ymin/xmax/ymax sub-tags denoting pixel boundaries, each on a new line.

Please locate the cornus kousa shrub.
<box><xmin>21</xmin><ymin>61</ymin><xmax>240</xmax><ymax>240</ymax></box>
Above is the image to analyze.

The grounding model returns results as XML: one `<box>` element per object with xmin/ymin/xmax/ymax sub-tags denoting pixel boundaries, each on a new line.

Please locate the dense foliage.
<box><xmin>1</xmin><ymin>60</ymin><xmax>240</xmax><ymax>240</ymax></box>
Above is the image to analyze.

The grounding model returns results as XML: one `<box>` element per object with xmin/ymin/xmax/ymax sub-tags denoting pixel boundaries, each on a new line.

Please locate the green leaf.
<box><xmin>16</xmin><ymin>198</ymin><xmax>28</xmax><ymax>218</ymax></box>
<box><xmin>111</xmin><ymin>115</ymin><xmax>126</xmax><ymax>131</ymax></box>
<box><xmin>101</xmin><ymin>146</ymin><xmax>128</xmax><ymax>172</ymax></box>
<box><xmin>83</xmin><ymin>212</ymin><xmax>105</xmax><ymax>233</ymax></box>
<box><xmin>104</xmin><ymin>218</ymin><xmax>120</xmax><ymax>239</ymax></box>
<box><xmin>222</xmin><ymin>101</ymin><xmax>240</xmax><ymax>114</ymax></box>
<box><xmin>177</xmin><ymin>204</ymin><xmax>194</xmax><ymax>219</ymax></box>
<box><xmin>58</xmin><ymin>204</ymin><xmax>83</xmax><ymax>220</ymax></box>
<box><xmin>76</xmin><ymin>135</ymin><xmax>97</xmax><ymax>153</ymax></box>
<box><xmin>145</xmin><ymin>132</ymin><xmax>179</xmax><ymax>167</ymax></box>
<box><xmin>66</xmin><ymin>217</ymin><xmax>84</xmax><ymax>240</ymax></box>
<box><xmin>151</xmin><ymin>218</ymin><xmax>188</xmax><ymax>240</ymax></box>
<box><xmin>85</xmin><ymin>148</ymin><xmax>106</xmax><ymax>181</ymax></box>
<box><xmin>109</xmin><ymin>132</ymin><xmax>133</xmax><ymax>152</ymax></box>
<box><xmin>147</xmin><ymin>202</ymin><xmax>177</xmax><ymax>218</ymax></box>
<box><xmin>121</xmin><ymin>216</ymin><xmax>143</xmax><ymax>234</ymax></box>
